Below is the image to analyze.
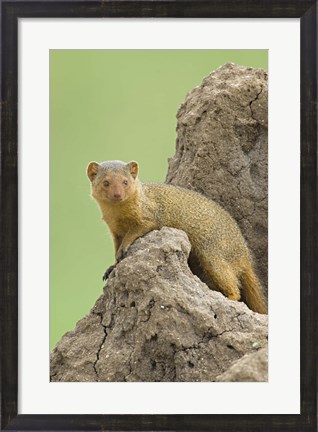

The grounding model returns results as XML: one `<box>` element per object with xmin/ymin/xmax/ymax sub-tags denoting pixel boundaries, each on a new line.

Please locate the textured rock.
<box><xmin>166</xmin><ymin>63</ymin><xmax>268</xmax><ymax>291</ymax></box>
<box><xmin>50</xmin><ymin>228</ymin><xmax>268</xmax><ymax>382</ymax></box>
<box><xmin>216</xmin><ymin>346</ymin><xmax>268</xmax><ymax>382</ymax></box>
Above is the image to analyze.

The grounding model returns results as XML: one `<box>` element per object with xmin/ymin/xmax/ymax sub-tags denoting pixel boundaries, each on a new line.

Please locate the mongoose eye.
<box><xmin>103</xmin><ymin>181</ymin><xmax>110</xmax><ymax>187</ymax></box>
<box><xmin>123</xmin><ymin>180</ymin><xmax>128</xmax><ymax>186</ymax></box>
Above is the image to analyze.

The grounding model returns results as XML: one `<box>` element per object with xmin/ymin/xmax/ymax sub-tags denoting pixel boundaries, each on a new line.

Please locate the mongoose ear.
<box><xmin>127</xmin><ymin>161</ymin><xmax>138</xmax><ymax>179</ymax></box>
<box><xmin>87</xmin><ymin>162</ymin><xmax>100</xmax><ymax>181</ymax></box>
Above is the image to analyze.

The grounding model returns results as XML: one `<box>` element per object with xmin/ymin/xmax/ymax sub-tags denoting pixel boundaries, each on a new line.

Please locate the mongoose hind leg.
<box><xmin>201</xmin><ymin>256</ymin><xmax>241</xmax><ymax>301</ymax></box>
<box><xmin>188</xmin><ymin>251</ymin><xmax>214</xmax><ymax>288</ymax></box>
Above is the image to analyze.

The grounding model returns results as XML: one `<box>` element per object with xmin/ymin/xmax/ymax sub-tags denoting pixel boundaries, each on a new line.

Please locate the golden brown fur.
<box><xmin>87</xmin><ymin>160</ymin><xmax>267</xmax><ymax>314</ymax></box>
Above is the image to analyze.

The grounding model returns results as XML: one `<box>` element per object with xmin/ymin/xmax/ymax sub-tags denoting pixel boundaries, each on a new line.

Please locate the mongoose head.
<box><xmin>87</xmin><ymin>160</ymin><xmax>139</xmax><ymax>204</ymax></box>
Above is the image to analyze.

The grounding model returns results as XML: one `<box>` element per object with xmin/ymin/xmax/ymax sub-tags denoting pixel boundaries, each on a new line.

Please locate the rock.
<box><xmin>166</xmin><ymin>63</ymin><xmax>268</xmax><ymax>292</ymax></box>
<box><xmin>50</xmin><ymin>312</ymin><xmax>105</xmax><ymax>382</ymax></box>
<box><xmin>50</xmin><ymin>228</ymin><xmax>268</xmax><ymax>382</ymax></box>
<box><xmin>216</xmin><ymin>346</ymin><xmax>268</xmax><ymax>382</ymax></box>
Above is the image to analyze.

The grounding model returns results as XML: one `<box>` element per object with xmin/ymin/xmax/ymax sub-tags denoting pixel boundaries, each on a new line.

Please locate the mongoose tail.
<box><xmin>241</xmin><ymin>262</ymin><xmax>268</xmax><ymax>314</ymax></box>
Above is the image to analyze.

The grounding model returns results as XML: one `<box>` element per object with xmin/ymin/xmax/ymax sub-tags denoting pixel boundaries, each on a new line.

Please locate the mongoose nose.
<box><xmin>113</xmin><ymin>192</ymin><xmax>122</xmax><ymax>199</ymax></box>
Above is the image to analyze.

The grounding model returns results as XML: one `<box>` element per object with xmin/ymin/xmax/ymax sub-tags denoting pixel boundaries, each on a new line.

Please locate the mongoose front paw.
<box><xmin>102</xmin><ymin>264</ymin><xmax>116</xmax><ymax>281</ymax></box>
<box><xmin>116</xmin><ymin>249</ymin><xmax>128</xmax><ymax>263</ymax></box>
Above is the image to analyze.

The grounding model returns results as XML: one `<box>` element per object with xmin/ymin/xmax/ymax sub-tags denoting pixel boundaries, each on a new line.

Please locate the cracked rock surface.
<box><xmin>216</xmin><ymin>346</ymin><xmax>268</xmax><ymax>382</ymax></box>
<box><xmin>166</xmin><ymin>63</ymin><xmax>268</xmax><ymax>292</ymax></box>
<box><xmin>50</xmin><ymin>228</ymin><xmax>268</xmax><ymax>382</ymax></box>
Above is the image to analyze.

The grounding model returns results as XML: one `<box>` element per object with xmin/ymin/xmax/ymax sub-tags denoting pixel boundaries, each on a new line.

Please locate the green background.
<box><xmin>50</xmin><ymin>50</ymin><xmax>268</xmax><ymax>350</ymax></box>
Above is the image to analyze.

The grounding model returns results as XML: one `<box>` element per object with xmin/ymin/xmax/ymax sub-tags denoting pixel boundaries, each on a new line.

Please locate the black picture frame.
<box><xmin>1</xmin><ymin>1</ymin><xmax>317</xmax><ymax>431</ymax></box>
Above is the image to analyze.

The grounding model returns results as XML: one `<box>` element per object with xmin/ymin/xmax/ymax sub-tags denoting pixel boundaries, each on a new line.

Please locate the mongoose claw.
<box><xmin>102</xmin><ymin>264</ymin><xmax>116</xmax><ymax>281</ymax></box>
